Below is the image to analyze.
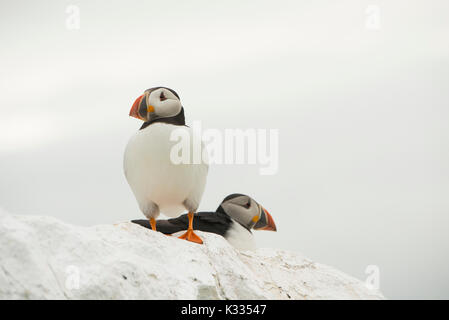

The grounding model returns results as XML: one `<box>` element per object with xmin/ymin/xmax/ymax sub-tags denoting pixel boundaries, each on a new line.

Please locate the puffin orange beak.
<box><xmin>129</xmin><ymin>95</ymin><xmax>145</xmax><ymax>120</ymax></box>
<box><xmin>262</xmin><ymin>208</ymin><xmax>277</xmax><ymax>231</ymax></box>
<box><xmin>254</xmin><ymin>207</ymin><xmax>277</xmax><ymax>231</ymax></box>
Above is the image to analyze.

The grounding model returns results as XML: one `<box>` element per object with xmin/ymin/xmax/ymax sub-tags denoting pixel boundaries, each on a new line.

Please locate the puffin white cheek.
<box><xmin>157</xmin><ymin>100</ymin><xmax>181</xmax><ymax>117</ymax></box>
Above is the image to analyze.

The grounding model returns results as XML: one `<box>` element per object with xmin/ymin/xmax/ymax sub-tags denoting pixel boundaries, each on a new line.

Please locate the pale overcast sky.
<box><xmin>1</xmin><ymin>0</ymin><xmax>448</xmax><ymax>299</ymax></box>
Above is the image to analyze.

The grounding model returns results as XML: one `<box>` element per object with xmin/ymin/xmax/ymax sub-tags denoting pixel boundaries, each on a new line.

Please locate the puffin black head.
<box><xmin>129</xmin><ymin>87</ymin><xmax>185</xmax><ymax>128</ymax></box>
<box><xmin>217</xmin><ymin>194</ymin><xmax>277</xmax><ymax>232</ymax></box>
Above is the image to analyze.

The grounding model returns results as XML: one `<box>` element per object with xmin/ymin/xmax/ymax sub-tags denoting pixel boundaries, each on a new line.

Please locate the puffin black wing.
<box><xmin>131</xmin><ymin>216</ymin><xmax>189</xmax><ymax>234</ymax></box>
<box><xmin>132</xmin><ymin>211</ymin><xmax>233</xmax><ymax>237</ymax></box>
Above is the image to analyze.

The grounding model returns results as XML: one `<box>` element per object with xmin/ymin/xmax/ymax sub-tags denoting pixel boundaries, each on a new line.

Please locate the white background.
<box><xmin>1</xmin><ymin>0</ymin><xmax>448</xmax><ymax>299</ymax></box>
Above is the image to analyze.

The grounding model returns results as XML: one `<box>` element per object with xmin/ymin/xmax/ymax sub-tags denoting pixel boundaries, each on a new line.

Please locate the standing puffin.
<box><xmin>132</xmin><ymin>194</ymin><xmax>277</xmax><ymax>250</ymax></box>
<box><xmin>124</xmin><ymin>87</ymin><xmax>208</xmax><ymax>244</ymax></box>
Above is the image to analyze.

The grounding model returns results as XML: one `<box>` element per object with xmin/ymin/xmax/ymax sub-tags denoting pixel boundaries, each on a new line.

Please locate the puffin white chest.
<box><xmin>225</xmin><ymin>221</ymin><xmax>256</xmax><ymax>251</ymax></box>
<box><xmin>124</xmin><ymin>123</ymin><xmax>208</xmax><ymax>217</ymax></box>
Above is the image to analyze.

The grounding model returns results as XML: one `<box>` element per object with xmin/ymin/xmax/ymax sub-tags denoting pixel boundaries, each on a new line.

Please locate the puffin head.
<box><xmin>129</xmin><ymin>87</ymin><xmax>183</xmax><ymax>123</ymax></box>
<box><xmin>217</xmin><ymin>194</ymin><xmax>277</xmax><ymax>232</ymax></box>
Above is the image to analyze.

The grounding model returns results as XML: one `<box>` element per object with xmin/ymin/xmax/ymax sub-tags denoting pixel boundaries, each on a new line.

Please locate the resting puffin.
<box><xmin>132</xmin><ymin>194</ymin><xmax>276</xmax><ymax>250</ymax></box>
<box><xmin>124</xmin><ymin>87</ymin><xmax>208</xmax><ymax>244</ymax></box>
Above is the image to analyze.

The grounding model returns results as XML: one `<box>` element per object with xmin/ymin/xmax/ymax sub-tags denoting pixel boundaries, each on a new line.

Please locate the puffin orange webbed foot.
<box><xmin>177</xmin><ymin>212</ymin><xmax>203</xmax><ymax>244</ymax></box>
<box><xmin>178</xmin><ymin>229</ymin><xmax>203</xmax><ymax>244</ymax></box>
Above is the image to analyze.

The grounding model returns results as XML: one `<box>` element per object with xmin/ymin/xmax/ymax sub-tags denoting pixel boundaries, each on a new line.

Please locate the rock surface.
<box><xmin>0</xmin><ymin>210</ymin><xmax>384</xmax><ymax>299</ymax></box>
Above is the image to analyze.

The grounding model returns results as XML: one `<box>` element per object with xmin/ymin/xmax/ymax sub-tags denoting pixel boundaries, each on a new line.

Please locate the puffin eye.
<box><xmin>160</xmin><ymin>91</ymin><xmax>167</xmax><ymax>101</ymax></box>
<box><xmin>245</xmin><ymin>201</ymin><xmax>251</xmax><ymax>209</ymax></box>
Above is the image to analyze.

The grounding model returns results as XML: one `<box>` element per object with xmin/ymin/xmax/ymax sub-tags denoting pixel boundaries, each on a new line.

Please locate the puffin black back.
<box><xmin>132</xmin><ymin>211</ymin><xmax>233</xmax><ymax>238</ymax></box>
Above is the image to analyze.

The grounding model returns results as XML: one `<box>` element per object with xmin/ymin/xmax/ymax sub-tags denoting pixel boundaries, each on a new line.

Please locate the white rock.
<box><xmin>0</xmin><ymin>210</ymin><xmax>384</xmax><ymax>299</ymax></box>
